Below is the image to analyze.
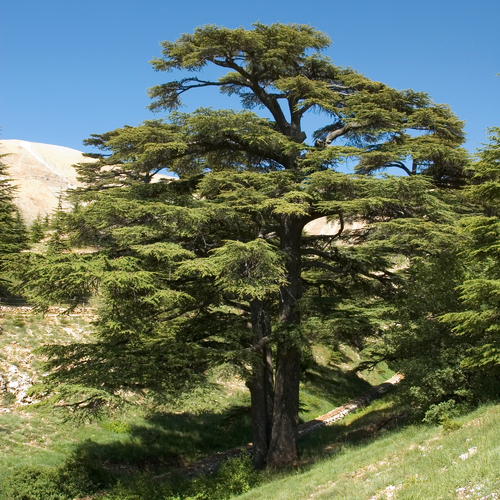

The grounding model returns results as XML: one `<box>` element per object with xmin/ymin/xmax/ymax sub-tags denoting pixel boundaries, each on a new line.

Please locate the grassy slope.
<box><xmin>0</xmin><ymin>310</ymin><xmax>389</xmax><ymax>495</ymax></box>
<box><xmin>237</xmin><ymin>403</ymin><xmax>500</xmax><ymax>500</ymax></box>
<box><xmin>1</xmin><ymin>310</ymin><xmax>500</xmax><ymax>499</ymax></box>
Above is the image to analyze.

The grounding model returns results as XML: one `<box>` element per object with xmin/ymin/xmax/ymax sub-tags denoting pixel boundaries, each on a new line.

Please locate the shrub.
<box><xmin>2</xmin><ymin>466</ymin><xmax>65</xmax><ymax>500</ymax></box>
<box><xmin>440</xmin><ymin>417</ymin><xmax>462</xmax><ymax>433</ymax></box>
<box><xmin>185</xmin><ymin>453</ymin><xmax>259</xmax><ymax>500</ymax></box>
<box><xmin>423</xmin><ymin>399</ymin><xmax>460</xmax><ymax>425</ymax></box>
<box><xmin>57</xmin><ymin>447</ymin><xmax>114</xmax><ymax>495</ymax></box>
<box><xmin>98</xmin><ymin>453</ymin><xmax>259</xmax><ymax>500</ymax></box>
<box><xmin>213</xmin><ymin>453</ymin><xmax>258</xmax><ymax>498</ymax></box>
<box><xmin>1</xmin><ymin>391</ymin><xmax>16</xmax><ymax>406</ymax></box>
<box><xmin>2</xmin><ymin>449</ymin><xmax>113</xmax><ymax>500</ymax></box>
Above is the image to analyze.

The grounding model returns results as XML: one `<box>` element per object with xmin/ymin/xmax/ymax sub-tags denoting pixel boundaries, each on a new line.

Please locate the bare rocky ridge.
<box><xmin>0</xmin><ymin>139</ymin><xmax>178</xmax><ymax>224</ymax></box>
<box><xmin>0</xmin><ymin>140</ymin><xmax>91</xmax><ymax>223</ymax></box>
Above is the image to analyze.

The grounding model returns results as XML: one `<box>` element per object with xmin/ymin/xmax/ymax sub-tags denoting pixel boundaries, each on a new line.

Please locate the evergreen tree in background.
<box><xmin>441</xmin><ymin>127</ymin><xmax>500</xmax><ymax>388</ymax></box>
<box><xmin>372</xmin><ymin>127</ymin><xmax>500</xmax><ymax>421</ymax></box>
<box><xmin>30</xmin><ymin>213</ymin><xmax>46</xmax><ymax>244</ymax></box>
<box><xmin>21</xmin><ymin>23</ymin><xmax>469</xmax><ymax>468</ymax></box>
<box><xmin>365</xmin><ymin>214</ymin><xmax>472</xmax><ymax>418</ymax></box>
<box><xmin>0</xmin><ymin>155</ymin><xmax>27</xmax><ymax>297</ymax></box>
<box><xmin>47</xmin><ymin>194</ymin><xmax>69</xmax><ymax>253</ymax></box>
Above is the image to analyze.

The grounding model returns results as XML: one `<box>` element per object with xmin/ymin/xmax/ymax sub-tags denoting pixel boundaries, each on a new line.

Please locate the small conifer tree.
<box><xmin>30</xmin><ymin>213</ymin><xmax>46</xmax><ymax>243</ymax></box>
<box><xmin>0</xmin><ymin>155</ymin><xmax>27</xmax><ymax>296</ymax></box>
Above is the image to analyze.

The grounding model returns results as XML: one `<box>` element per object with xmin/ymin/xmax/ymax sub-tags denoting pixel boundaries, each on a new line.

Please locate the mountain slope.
<box><xmin>0</xmin><ymin>140</ymin><xmax>90</xmax><ymax>223</ymax></box>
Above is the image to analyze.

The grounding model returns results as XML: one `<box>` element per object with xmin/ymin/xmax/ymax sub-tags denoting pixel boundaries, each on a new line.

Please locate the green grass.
<box><xmin>0</xmin><ymin>311</ymin><xmax>398</xmax><ymax>500</ymax></box>
<box><xmin>235</xmin><ymin>404</ymin><xmax>500</xmax><ymax>500</ymax></box>
<box><xmin>2</xmin><ymin>312</ymin><xmax>499</xmax><ymax>500</ymax></box>
<box><xmin>298</xmin><ymin>344</ymin><xmax>392</xmax><ymax>421</ymax></box>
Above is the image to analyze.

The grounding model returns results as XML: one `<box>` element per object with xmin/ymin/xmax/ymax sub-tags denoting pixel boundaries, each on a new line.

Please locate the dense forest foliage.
<box><xmin>3</xmin><ymin>23</ymin><xmax>499</xmax><ymax>474</ymax></box>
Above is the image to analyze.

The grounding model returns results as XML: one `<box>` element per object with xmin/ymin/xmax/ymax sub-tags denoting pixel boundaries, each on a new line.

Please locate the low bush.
<box><xmin>2</xmin><ymin>448</ymin><xmax>114</xmax><ymax>500</ymax></box>
<box><xmin>422</xmin><ymin>399</ymin><xmax>460</xmax><ymax>425</ymax></box>
<box><xmin>99</xmin><ymin>452</ymin><xmax>259</xmax><ymax>500</ymax></box>
<box><xmin>2</xmin><ymin>466</ymin><xmax>64</xmax><ymax>500</ymax></box>
<box><xmin>192</xmin><ymin>452</ymin><xmax>259</xmax><ymax>500</ymax></box>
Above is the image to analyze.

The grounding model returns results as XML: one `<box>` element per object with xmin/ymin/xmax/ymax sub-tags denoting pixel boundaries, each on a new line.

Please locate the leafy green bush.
<box><xmin>2</xmin><ymin>466</ymin><xmax>65</xmax><ymax>500</ymax></box>
<box><xmin>423</xmin><ymin>400</ymin><xmax>463</xmax><ymax>433</ymax></box>
<box><xmin>213</xmin><ymin>453</ymin><xmax>259</xmax><ymax>498</ymax></box>
<box><xmin>58</xmin><ymin>447</ymin><xmax>114</xmax><ymax>495</ymax></box>
<box><xmin>99</xmin><ymin>453</ymin><xmax>259</xmax><ymax>500</ymax></box>
<box><xmin>1</xmin><ymin>391</ymin><xmax>16</xmax><ymax>407</ymax></box>
<box><xmin>99</xmin><ymin>477</ymin><xmax>178</xmax><ymax>500</ymax></box>
<box><xmin>440</xmin><ymin>417</ymin><xmax>462</xmax><ymax>433</ymax></box>
<box><xmin>185</xmin><ymin>453</ymin><xmax>259</xmax><ymax>500</ymax></box>
<box><xmin>423</xmin><ymin>399</ymin><xmax>460</xmax><ymax>425</ymax></box>
<box><xmin>2</xmin><ymin>448</ymin><xmax>113</xmax><ymax>500</ymax></box>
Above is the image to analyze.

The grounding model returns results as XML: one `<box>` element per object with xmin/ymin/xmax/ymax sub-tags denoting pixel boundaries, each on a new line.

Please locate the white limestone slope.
<box><xmin>0</xmin><ymin>140</ymin><xmax>91</xmax><ymax>223</ymax></box>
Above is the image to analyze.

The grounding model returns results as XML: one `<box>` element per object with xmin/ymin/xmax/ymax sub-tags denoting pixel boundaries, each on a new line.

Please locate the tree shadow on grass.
<box><xmin>302</xmin><ymin>361</ymin><xmax>374</xmax><ymax>408</ymax></box>
<box><xmin>67</xmin><ymin>365</ymin><xmax>389</xmax><ymax>478</ymax></box>
<box><xmin>70</xmin><ymin>405</ymin><xmax>254</xmax><ymax>475</ymax></box>
<box><xmin>300</xmin><ymin>404</ymin><xmax>408</xmax><ymax>460</ymax></box>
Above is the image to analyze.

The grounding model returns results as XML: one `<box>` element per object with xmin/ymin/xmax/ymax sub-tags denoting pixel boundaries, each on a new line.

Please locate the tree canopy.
<box><xmin>442</xmin><ymin>128</ymin><xmax>500</xmax><ymax>379</ymax></box>
<box><xmin>21</xmin><ymin>23</ymin><xmax>471</xmax><ymax>469</ymax></box>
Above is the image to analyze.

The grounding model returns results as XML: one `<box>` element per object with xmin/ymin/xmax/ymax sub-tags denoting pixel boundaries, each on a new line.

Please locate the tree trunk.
<box><xmin>267</xmin><ymin>215</ymin><xmax>303</xmax><ymax>468</ymax></box>
<box><xmin>247</xmin><ymin>300</ymin><xmax>274</xmax><ymax>469</ymax></box>
<box><xmin>267</xmin><ymin>342</ymin><xmax>301</xmax><ymax>467</ymax></box>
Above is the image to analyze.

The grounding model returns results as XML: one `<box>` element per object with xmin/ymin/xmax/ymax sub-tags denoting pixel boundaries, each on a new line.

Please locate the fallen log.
<box><xmin>298</xmin><ymin>372</ymin><xmax>404</xmax><ymax>436</ymax></box>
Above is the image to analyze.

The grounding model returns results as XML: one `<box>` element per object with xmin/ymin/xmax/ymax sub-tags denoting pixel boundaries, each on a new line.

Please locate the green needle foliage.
<box><xmin>441</xmin><ymin>128</ymin><xmax>500</xmax><ymax>385</ymax></box>
<box><xmin>370</xmin><ymin>127</ymin><xmax>500</xmax><ymax>421</ymax></box>
<box><xmin>0</xmin><ymin>155</ymin><xmax>27</xmax><ymax>297</ymax></box>
<box><xmin>30</xmin><ymin>213</ymin><xmax>47</xmax><ymax>244</ymax></box>
<box><xmin>20</xmin><ymin>23</ymin><xmax>469</xmax><ymax>468</ymax></box>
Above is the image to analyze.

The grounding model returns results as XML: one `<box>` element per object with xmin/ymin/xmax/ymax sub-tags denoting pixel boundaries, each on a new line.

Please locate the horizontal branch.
<box><xmin>325</xmin><ymin>122</ymin><xmax>362</xmax><ymax>145</ymax></box>
<box><xmin>302</xmin><ymin>261</ymin><xmax>345</xmax><ymax>274</ymax></box>
<box><xmin>359</xmin><ymin>269</ymin><xmax>395</xmax><ymax>287</ymax></box>
<box><xmin>223</xmin><ymin>298</ymin><xmax>251</xmax><ymax>313</ymax></box>
<box><xmin>301</xmin><ymin>247</ymin><xmax>339</xmax><ymax>261</ymax></box>
<box><xmin>243</xmin><ymin>336</ymin><xmax>272</xmax><ymax>352</ymax></box>
<box><xmin>148</xmin><ymin>298</ymin><xmax>214</xmax><ymax>324</ymax></box>
<box><xmin>54</xmin><ymin>395</ymin><xmax>101</xmax><ymax>408</ymax></box>
<box><xmin>386</xmin><ymin>161</ymin><xmax>412</xmax><ymax>176</ymax></box>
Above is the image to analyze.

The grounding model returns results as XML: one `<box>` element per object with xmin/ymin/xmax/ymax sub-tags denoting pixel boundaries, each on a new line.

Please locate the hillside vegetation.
<box><xmin>1</xmin><ymin>309</ymin><xmax>499</xmax><ymax>500</ymax></box>
<box><xmin>0</xmin><ymin>308</ymin><xmax>394</xmax><ymax>499</ymax></box>
<box><xmin>236</xmin><ymin>403</ymin><xmax>500</xmax><ymax>500</ymax></box>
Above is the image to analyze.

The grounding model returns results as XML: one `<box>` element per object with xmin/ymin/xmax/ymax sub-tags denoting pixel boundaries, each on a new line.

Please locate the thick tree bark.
<box><xmin>247</xmin><ymin>300</ymin><xmax>274</xmax><ymax>469</ymax></box>
<box><xmin>267</xmin><ymin>215</ymin><xmax>303</xmax><ymax>468</ymax></box>
<box><xmin>267</xmin><ymin>342</ymin><xmax>301</xmax><ymax>467</ymax></box>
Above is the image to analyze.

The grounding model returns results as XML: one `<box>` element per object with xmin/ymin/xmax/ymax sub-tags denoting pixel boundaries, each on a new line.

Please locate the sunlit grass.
<box><xmin>236</xmin><ymin>404</ymin><xmax>500</xmax><ymax>500</ymax></box>
<box><xmin>0</xmin><ymin>310</ymin><xmax>400</xmax><ymax>500</ymax></box>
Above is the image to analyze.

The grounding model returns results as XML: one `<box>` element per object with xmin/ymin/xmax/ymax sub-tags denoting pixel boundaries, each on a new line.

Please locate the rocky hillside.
<box><xmin>0</xmin><ymin>307</ymin><xmax>96</xmax><ymax>411</ymax></box>
<box><xmin>0</xmin><ymin>140</ymin><xmax>91</xmax><ymax>223</ymax></box>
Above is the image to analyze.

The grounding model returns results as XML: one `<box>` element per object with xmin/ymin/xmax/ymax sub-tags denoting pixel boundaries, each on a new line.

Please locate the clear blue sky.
<box><xmin>1</xmin><ymin>0</ymin><xmax>499</xmax><ymax>155</ymax></box>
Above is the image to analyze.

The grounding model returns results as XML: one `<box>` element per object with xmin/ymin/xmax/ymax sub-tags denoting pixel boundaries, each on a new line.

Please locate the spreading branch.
<box><xmin>301</xmin><ymin>261</ymin><xmax>345</xmax><ymax>274</ymax></box>
<box><xmin>223</xmin><ymin>298</ymin><xmax>252</xmax><ymax>313</ymax></box>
